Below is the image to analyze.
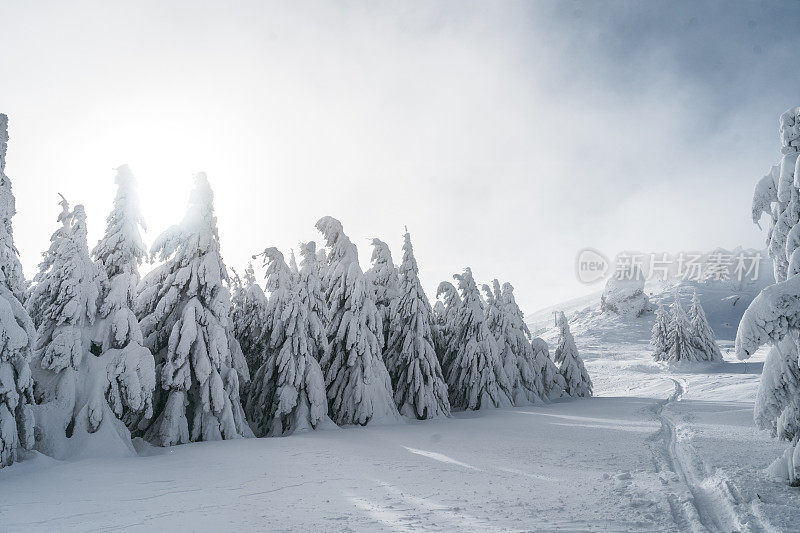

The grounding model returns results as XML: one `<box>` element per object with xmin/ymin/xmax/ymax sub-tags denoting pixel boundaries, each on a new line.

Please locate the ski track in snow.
<box><xmin>653</xmin><ymin>377</ymin><xmax>776</xmax><ymax>533</ymax></box>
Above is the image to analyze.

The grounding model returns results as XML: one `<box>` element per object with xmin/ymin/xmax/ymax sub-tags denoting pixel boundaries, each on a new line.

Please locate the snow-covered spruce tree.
<box><xmin>482</xmin><ymin>280</ymin><xmax>522</xmax><ymax>403</ymax></box>
<box><xmin>135</xmin><ymin>173</ymin><xmax>250</xmax><ymax>446</ymax></box>
<box><xmin>498</xmin><ymin>282</ymin><xmax>546</xmax><ymax>403</ymax></box>
<box><xmin>91</xmin><ymin>165</ymin><xmax>155</xmax><ymax>432</ymax></box>
<box><xmin>0</xmin><ymin>114</ymin><xmax>35</xmax><ymax>467</ymax></box>
<box><xmin>315</xmin><ymin>216</ymin><xmax>399</xmax><ymax>425</ymax></box>
<box><xmin>230</xmin><ymin>262</ymin><xmax>269</xmax><ymax>377</ymax></box>
<box><xmin>553</xmin><ymin>312</ymin><xmax>592</xmax><ymax>397</ymax></box>
<box><xmin>736</xmin><ymin>107</ymin><xmax>800</xmax><ymax>468</ymax></box>
<box><xmin>651</xmin><ymin>302</ymin><xmax>671</xmax><ymax>362</ymax></box>
<box><xmin>531</xmin><ymin>337</ymin><xmax>566</xmax><ymax>399</ymax></box>
<box><xmin>366</xmin><ymin>238</ymin><xmax>400</xmax><ymax>356</ymax></box>
<box><xmin>434</xmin><ymin>281</ymin><xmax>461</xmax><ymax>376</ymax></box>
<box><xmin>384</xmin><ymin>230</ymin><xmax>450</xmax><ymax>419</ymax></box>
<box><xmin>445</xmin><ymin>268</ymin><xmax>512</xmax><ymax>410</ymax></box>
<box><xmin>666</xmin><ymin>294</ymin><xmax>703</xmax><ymax>363</ymax></box>
<box><xmin>245</xmin><ymin>247</ymin><xmax>330</xmax><ymax>436</ymax></box>
<box><xmin>29</xmin><ymin>199</ymin><xmax>143</xmax><ymax>458</ymax></box>
<box><xmin>688</xmin><ymin>290</ymin><xmax>722</xmax><ymax>361</ymax></box>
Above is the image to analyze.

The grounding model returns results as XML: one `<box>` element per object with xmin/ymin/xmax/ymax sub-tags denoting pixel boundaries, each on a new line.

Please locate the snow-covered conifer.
<box><xmin>29</xmin><ymin>199</ymin><xmax>139</xmax><ymax>458</ymax></box>
<box><xmin>366</xmin><ymin>238</ymin><xmax>399</xmax><ymax>356</ymax></box>
<box><xmin>531</xmin><ymin>337</ymin><xmax>566</xmax><ymax>399</ymax></box>
<box><xmin>444</xmin><ymin>268</ymin><xmax>512</xmax><ymax>410</ymax></box>
<box><xmin>553</xmin><ymin>312</ymin><xmax>592</xmax><ymax>397</ymax></box>
<box><xmin>434</xmin><ymin>281</ymin><xmax>461</xmax><ymax>375</ymax></box>
<box><xmin>91</xmin><ymin>165</ymin><xmax>155</xmax><ymax>432</ymax></box>
<box><xmin>384</xmin><ymin>230</ymin><xmax>450</xmax><ymax>419</ymax></box>
<box><xmin>315</xmin><ymin>216</ymin><xmax>399</xmax><ymax>425</ymax></box>
<box><xmin>666</xmin><ymin>294</ymin><xmax>703</xmax><ymax>363</ymax></box>
<box><xmin>651</xmin><ymin>302</ymin><xmax>671</xmax><ymax>361</ymax></box>
<box><xmin>135</xmin><ymin>173</ymin><xmax>250</xmax><ymax>446</ymax></box>
<box><xmin>230</xmin><ymin>262</ymin><xmax>268</xmax><ymax>378</ymax></box>
<box><xmin>688</xmin><ymin>290</ymin><xmax>722</xmax><ymax>361</ymax></box>
<box><xmin>498</xmin><ymin>282</ymin><xmax>545</xmax><ymax>403</ymax></box>
<box><xmin>482</xmin><ymin>281</ymin><xmax>520</xmax><ymax>401</ymax></box>
<box><xmin>245</xmin><ymin>247</ymin><xmax>330</xmax><ymax>436</ymax></box>
<box><xmin>0</xmin><ymin>114</ymin><xmax>35</xmax><ymax>467</ymax></box>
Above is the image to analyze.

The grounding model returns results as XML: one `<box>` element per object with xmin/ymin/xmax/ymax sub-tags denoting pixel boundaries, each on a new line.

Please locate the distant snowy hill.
<box><xmin>528</xmin><ymin>252</ymin><xmax>774</xmax><ymax>344</ymax></box>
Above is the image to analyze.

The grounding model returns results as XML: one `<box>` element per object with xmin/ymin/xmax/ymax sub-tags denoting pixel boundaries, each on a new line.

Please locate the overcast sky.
<box><xmin>1</xmin><ymin>1</ymin><xmax>799</xmax><ymax>313</ymax></box>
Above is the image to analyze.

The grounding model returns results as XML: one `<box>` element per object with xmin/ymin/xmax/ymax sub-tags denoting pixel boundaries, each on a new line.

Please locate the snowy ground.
<box><xmin>3</xmin><ymin>284</ymin><xmax>800</xmax><ymax>532</ymax></box>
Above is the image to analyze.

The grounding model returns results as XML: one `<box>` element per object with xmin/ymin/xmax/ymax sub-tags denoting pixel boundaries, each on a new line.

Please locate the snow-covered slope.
<box><xmin>2</xmin><ymin>266</ymin><xmax>799</xmax><ymax>532</ymax></box>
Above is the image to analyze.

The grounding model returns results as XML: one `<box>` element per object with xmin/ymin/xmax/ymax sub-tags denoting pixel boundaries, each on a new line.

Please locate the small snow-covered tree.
<box><xmin>434</xmin><ymin>281</ymin><xmax>461</xmax><ymax>375</ymax></box>
<box><xmin>531</xmin><ymin>337</ymin><xmax>566</xmax><ymax>399</ymax></box>
<box><xmin>651</xmin><ymin>302</ymin><xmax>671</xmax><ymax>361</ymax></box>
<box><xmin>384</xmin><ymin>230</ymin><xmax>450</xmax><ymax>419</ymax></box>
<box><xmin>135</xmin><ymin>173</ymin><xmax>250</xmax><ymax>446</ymax></box>
<box><xmin>91</xmin><ymin>165</ymin><xmax>155</xmax><ymax>432</ymax></box>
<box><xmin>445</xmin><ymin>268</ymin><xmax>512</xmax><ymax>410</ymax></box>
<box><xmin>245</xmin><ymin>247</ymin><xmax>330</xmax><ymax>436</ymax></box>
<box><xmin>366</xmin><ymin>238</ymin><xmax>400</xmax><ymax>356</ymax></box>
<box><xmin>316</xmin><ymin>216</ymin><xmax>399</xmax><ymax>425</ymax></box>
<box><xmin>666</xmin><ymin>294</ymin><xmax>703</xmax><ymax>363</ymax></box>
<box><xmin>230</xmin><ymin>262</ymin><xmax>268</xmax><ymax>378</ymax></box>
<box><xmin>498</xmin><ymin>282</ymin><xmax>545</xmax><ymax>404</ymax></box>
<box><xmin>0</xmin><ymin>114</ymin><xmax>35</xmax><ymax>467</ymax></box>
<box><xmin>553</xmin><ymin>312</ymin><xmax>592</xmax><ymax>397</ymax></box>
<box><xmin>688</xmin><ymin>290</ymin><xmax>722</xmax><ymax>361</ymax></box>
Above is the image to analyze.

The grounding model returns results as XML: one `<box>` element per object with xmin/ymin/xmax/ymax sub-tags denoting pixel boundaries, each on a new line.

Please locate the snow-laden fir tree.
<box><xmin>553</xmin><ymin>312</ymin><xmax>592</xmax><ymax>397</ymax></box>
<box><xmin>651</xmin><ymin>302</ymin><xmax>671</xmax><ymax>361</ymax></box>
<box><xmin>91</xmin><ymin>165</ymin><xmax>155</xmax><ymax>433</ymax></box>
<box><xmin>736</xmin><ymin>107</ymin><xmax>800</xmax><ymax>469</ymax></box>
<box><xmin>498</xmin><ymin>282</ymin><xmax>545</xmax><ymax>403</ymax></box>
<box><xmin>135</xmin><ymin>173</ymin><xmax>251</xmax><ymax>446</ymax></box>
<box><xmin>315</xmin><ymin>216</ymin><xmax>400</xmax><ymax>425</ymax></box>
<box><xmin>366</xmin><ymin>238</ymin><xmax>400</xmax><ymax>356</ymax></box>
<box><xmin>245</xmin><ymin>247</ymin><xmax>330</xmax><ymax>436</ymax></box>
<box><xmin>688</xmin><ymin>290</ymin><xmax>722</xmax><ymax>361</ymax></box>
<box><xmin>0</xmin><ymin>114</ymin><xmax>35</xmax><ymax>467</ymax></box>
<box><xmin>28</xmin><ymin>199</ymin><xmax>142</xmax><ymax>458</ymax></box>
<box><xmin>666</xmin><ymin>294</ymin><xmax>703</xmax><ymax>363</ymax></box>
<box><xmin>531</xmin><ymin>337</ymin><xmax>566</xmax><ymax>399</ymax></box>
<box><xmin>445</xmin><ymin>268</ymin><xmax>512</xmax><ymax>410</ymax></box>
<box><xmin>482</xmin><ymin>280</ymin><xmax>522</xmax><ymax>403</ymax></box>
<box><xmin>434</xmin><ymin>281</ymin><xmax>461</xmax><ymax>376</ymax></box>
<box><xmin>230</xmin><ymin>262</ymin><xmax>269</xmax><ymax>378</ymax></box>
<box><xmin>384</xmin><ymin>230</ymin><xmax>450</xmax><ymax>419</ymax></box>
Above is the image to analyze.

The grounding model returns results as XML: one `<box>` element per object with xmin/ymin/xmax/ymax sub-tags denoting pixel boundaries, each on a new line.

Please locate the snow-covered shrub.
<box><xmin>245</xmin><ymin>247</ymin><xmax>331</xmax><ymax>436</ymax></box>
<box><xmin>0</xmin><ymin>114</ymin><xmax>35</xmax><ymax>468</ymax></box>
<box><xmin>651</xmin><ymin>302</ymin><xmax>671</xmax><ymax>361</ymax></box>
<box><xmin>384</xmin><ymin>230</ymin><xmax>450</xmax><ymax>419</ymax></box>
<box><xmin>665</xmin><ymin>294</ymin><xmax>704</xmax><ymax>363</ymax></box>
<box><xmin>554</xmin><ymin>312</ymin><xmax>592</xmax><ymax>397</ymax></box>
<box><xmin>600</xmin><ymin>272</ymin><xmax>650</xmax><ymax>317</ymax></box>
<box><xmin>498</xmin><ymin>282</ymin><xmax>546</xmax><ymax>404</ymax></box>
<box><xmin>135</xmin><ymin>173</ymin><xmax>251</xmax><ymax>446</ymax></box>
<box><xmin>316</xmin><ymin>216</ymin><xmax>400</xmax><ymax>425</ymax></box>
<box><xmin>230</xmin><ymin>263</ymin><xmax>268</xmax><ymax>379</ymax></box>
<box><xmin>444</xmin><ymin>268</ymin><xmax>512</xmax><ymax>410</ymax></box>
<box><xmin>366</xmin><ymin>238</ymin><xmax>399</xmax><ymax>357</ymax></box>
<box><xmin>91</xmin><ymin>166</ymin><xmax>155</xmax><ymax>434</ymax></box>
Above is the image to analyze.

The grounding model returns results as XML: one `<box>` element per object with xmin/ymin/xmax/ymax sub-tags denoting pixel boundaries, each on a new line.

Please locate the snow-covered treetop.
<box><xmin>0</xmin><ymin>114</ymin><xmax>25</xmax><ymax>299</ymax></box>
<box><xmin>92</xmin><ymin>165</ymin><xmax>146</xmax><ymax>280</ymax></box>
<box><xmin>149</xmin><ymin>173</ymin><xmax>220</xmax><ymax>266</ymax></box>
<box><xmin>454</xmin><ymin>268</ymin><xmax>484</xmax><ymax>320</ymax></box>
<box><xmin>368</xmin><ymin>238</ymin><xmax>398</xmax><ymax>296</ymax></box>
<box><xmin>500</xmin><ymin>282</ymin><xmax>532</xmax><ymax>339</ymax></box>
<box><xmin>436</xmin><ymin>281</ymin><xmax>461</xmax><ymax>310</ymax></box>
<box><xmin>315</xmin><ymin>216</ymin><xmax>362</xmax><ymax>301</ymax></box>
<box><xmin>780</xmin><ymin>107</ymin><xmax>800</xmax><ymax>154</ymax></box>
<box><xmin>260</xmin><ymin>247</ymin><xmax>294</xmax><ymax>296</ymax></box>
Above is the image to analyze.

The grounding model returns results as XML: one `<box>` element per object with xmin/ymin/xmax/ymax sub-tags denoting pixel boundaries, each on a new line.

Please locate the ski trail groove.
<box><xmin>655</xmin><ymin>377</ymin><xmax>774</xmax><ymax>533</ymax></box>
